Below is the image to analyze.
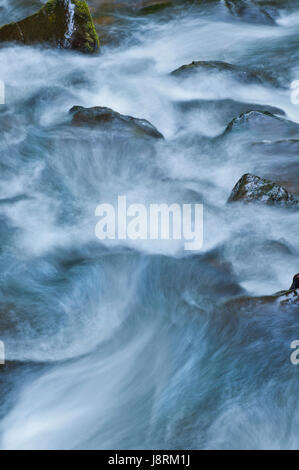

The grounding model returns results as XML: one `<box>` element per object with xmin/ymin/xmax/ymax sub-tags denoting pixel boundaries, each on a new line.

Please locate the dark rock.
<box><xmin>69</xmin><ymin>105</ymin><xmax>164</xmax><ymax>139</ymax></box>
<box><xmin>279</xmin><ymin>289</ymin><xmax>299</xmax><ymax>306</ymax></box>
<box><xmin>290</xmin><ymin>273</ymin><xmax>299</xmax><ymax>290</ymax></box>
<box><xmin>224</xmin><ymin>0</ymin><xmax>277</xmax><ymax>25</ymax></box>
<box><xmin>0</xmin><ymin>0</ymin><xmax>100</xmax><ymax>54</ymax></box>
<box><xmin>223</xmin><ymin>111</ymin><xmax>299</xmax><ymax>140</ymax></box>
<box><xmin>228</xmin><ymin>173</ymin><xmax>299</xmax><ymax>208</ymax></box>
<box><xmin>171</xmin><ymin>60</ymin><xmax>272</xmax><ymax>85</ymax></box>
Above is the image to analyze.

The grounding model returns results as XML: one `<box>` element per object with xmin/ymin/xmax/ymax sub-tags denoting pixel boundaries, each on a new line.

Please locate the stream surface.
<box><xmin>0</xmin><ymin>0</ymin><xmax>298</xmax><ymax>450</ymax></box>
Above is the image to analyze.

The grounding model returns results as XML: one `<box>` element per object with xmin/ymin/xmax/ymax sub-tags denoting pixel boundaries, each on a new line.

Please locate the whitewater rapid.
<box><xmin>0</xmin><ymin>0</ymin><xmax>298</xmax><ymax>450</ymax></box>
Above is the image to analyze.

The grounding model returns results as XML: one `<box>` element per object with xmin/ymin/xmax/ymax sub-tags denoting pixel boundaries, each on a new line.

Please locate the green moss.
<box><xmin>0</xmin><ymin>0</ymin><xmax>100</xmax><ymax>54</ymax></box>
<box><xmin>75</xmin><ymin>0</ymin><xmax>90</xmax><ymax>16</ymax></box>
<box><xmin>228</xmin><ymin>173</ymin><xmax>299</xmax><ymax>208</ymax></box>
<box><xmin>47</xmin><ymin>13</ymin><xmax>56</xmax><ymax>24</ymax></box>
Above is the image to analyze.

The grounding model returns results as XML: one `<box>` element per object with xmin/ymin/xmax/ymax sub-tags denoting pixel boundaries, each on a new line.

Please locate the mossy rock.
<box><xmin>228</xmin><ymin>173</ymin><xmax>299</xmax><ymax>208</ymax></box>
<box><xmin>0</xmin><ymin>0</ymin><xmax>100</xmax><ymax>54</ymax></box>
<box><xmin>69</xmin><ymin>105</ymin><xmax>164</xmax><ymax>139</ymax></box>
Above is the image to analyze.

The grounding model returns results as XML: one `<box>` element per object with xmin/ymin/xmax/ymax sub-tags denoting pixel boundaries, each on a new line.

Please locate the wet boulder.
<box><xmin>224</xmin><ymin>0</ymin><xmax>277</xmax><ymax>25</ymax></box>
<box><xmin>221</xmin><ymin>114</ymin><xmax>299</xmax><ymax>195</ymax></box>
<box><xmin>228</xmin><ymin>173</ymin><xmax>299</xmax><ymax>208</ymax></box>
<box><xmin>290</xmin><ymin>273</ymin><xmax>299</xmax><ymax>290</ymax></box>
<box><xmin>252</xmin><ymin>139</ymin><xmax>299</xmax><ymax>157</ymax></box>
<box><xmin>171</xmin><ymin>60</ymin><xmax>277</xmax><ymax>86</ymax></box>
<box><xmin>223</xmin><ymin>111</ymin><xmax>299</xmax><ymax>141</ymax></box>
<box><xmin>69</xmin><ymin>105</ymin><xmax>164</xmax><ymax>139</ymax></box>
<box><xmin>0</xmin><ymin>0</ymin><xmax>100</xmax><ymax>54</ymax></box>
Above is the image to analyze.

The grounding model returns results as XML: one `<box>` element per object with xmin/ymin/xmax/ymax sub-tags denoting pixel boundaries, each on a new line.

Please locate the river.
<box><xmin>0</xmin><ymin>0</ymin><xmax>298</xmax><ymax>450</ymax></box>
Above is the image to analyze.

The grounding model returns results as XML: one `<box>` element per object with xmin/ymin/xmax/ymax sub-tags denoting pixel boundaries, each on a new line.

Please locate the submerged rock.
<box><xmin>220</xmin><ymin>274</ymin><xmax>299</xmax><ymax>321</ymax></box>
<box><xmin>222</xmin><ymin>288</ymin><xmax>299</xmax><ymax>318</ymax></box>
<box><xmin>138</xmin><ymin>1</ymin><xmax>173</xmax><ymax>15</ymax></box>
<box><xmin>228</xmin><ymin>173</ymin><xmax>299</xmax><ymax>208</ymax></box>
<box><xmin>221</xmin><ymin>113</ymin><xmax>299</xmax><ymax>195</ymax></box>
<box><xmin>249</xmin><ymin>139</ymin><xmax>299</xmax><ymax>195</ymax></box>
<box><xmin>175</xmin><ymin>98</ymin><xmax>285</xmax><ymax>128</ymax></box>
<box><xmin>171</xmin><ymin>60</ymin><xmax>276</xmax><ymax>86</ymax></box>
<box><xmin>223</xmin><ymin>111</ymin><xmax>299</xmax><ymax>140</ymax></box>
<box><xmin>251</xmin><ymin>139</ymin><xmax>299</xmax><ymax>156</ymax></box>
<box><xmin>0</xmin><ymin>0</ymin><xmax>100</xmax><ymax>54</ymax></box>
<box><xmin>69</xmin><ymin>105</ymin><xmax>164</xmax><ymax>139</ymax></box>
<box><xmin>177</xmin><ymin>99</ymin><xmax>284</xmax><ymax>116</ymax></box>
<box><xmin>224</xmin><ymin>0</ymin><xmax>277</xmax><ymax>25</ymax></box>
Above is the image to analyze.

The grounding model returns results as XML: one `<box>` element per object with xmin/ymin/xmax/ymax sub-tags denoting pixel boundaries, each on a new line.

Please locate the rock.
<box><xmin>249</xmin><ymin>139</ymin><xmax>299</xmax><ymax>195</ymax></box>
<box><xmin>175</xmin><ymin>98</ymin><xmax>285</xmax><ymax>127</ymax></box>
<box><xmin>171</xmin><ymin>60</ymin><xmax>275</xmax><ymax>86</ymax></box>
<box><xmin>224</xmin><ymin>0</ymin><xmax>277</xmax><ymax>25</ymax></box>
<box><xmin>90</xmin><ymin>0</ymin><xmax>215</xmax><ymax>15</ymax></box>
<box><xmin>0</xmin><ymin>0</ymin><xmax>100</xmax><ymax>54</ymax></box>
<box><xmin>290</xmin><ymin>273</ymin><xmax>299</xmax><ymax>290</ymax></box>
<box><xmin>138</xmin><ymin>1</ymin><xmax>173</xmax><ymax>15</ymax></box>
<box><xmin>228</xmin><ymin>173</ymin><xmax>299</xmax><ymax>208</ymax></box>
<box><xmin>221</xmin><ymin>114</ymin><xmax>299</xmax><ymax>196</ymax></box>
<box><xmin>265</xmin><ymin>287</ymin><xmax>299</xmax><ymax>307</ymax></box>
<box><xmin>222</xmin><ymin>288</ymin><xmax>299</xmax><ymax>318</ymax></box>
<box><xmin>69</xmin><ymin>105</ymin><xmax>164</xmax><ymax>139</ymax></box>
<box><xmin>251</xmin><ymin>139</ymin><xmax>299</xmax><ymax>156</ymax></box>
<box><xmin>177</xmin><ymin>99</ymin><xmax>284</xmax><ymax>116</ymax></box>
<box><xmin>223</xmin><ymin>111</ymin><xmax>299</xmax><ymax>140</ymax></box>
<box><xmin>279</xmin><ymin>289</ymin><xmax>299</xmax><ymax>306</ymax></box>
<box><xmin>220</xmin><ymin>274</ymin><xmax>299</xmax><ymax>321</ymax></box>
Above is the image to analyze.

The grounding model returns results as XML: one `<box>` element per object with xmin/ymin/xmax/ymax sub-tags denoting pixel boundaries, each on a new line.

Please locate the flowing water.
<box><xmin>0</xmin><ymin>0</ymin><xmax>298</xmax><ymax>450</ymax></box>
